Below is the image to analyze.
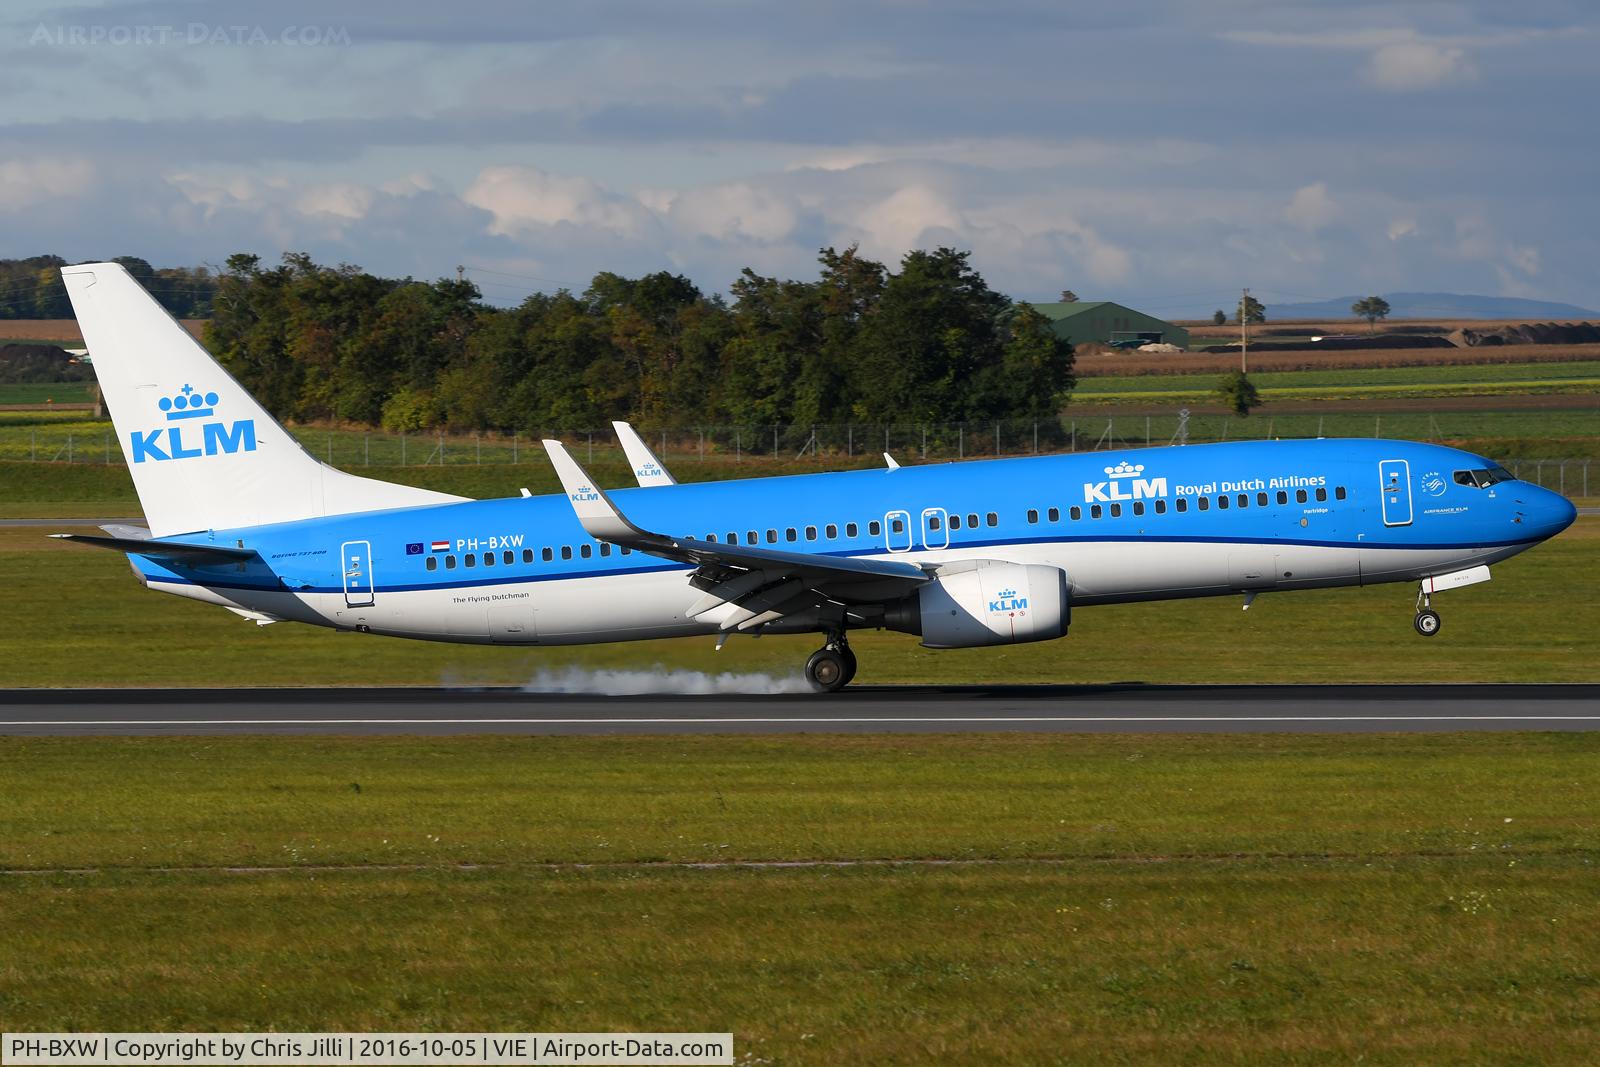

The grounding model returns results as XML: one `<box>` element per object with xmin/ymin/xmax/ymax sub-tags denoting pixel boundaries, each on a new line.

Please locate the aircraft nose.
<box><xmin>1524</xmin><ymin>484</ymin><xmax>1578</xmax><ymax>539</ymax></box>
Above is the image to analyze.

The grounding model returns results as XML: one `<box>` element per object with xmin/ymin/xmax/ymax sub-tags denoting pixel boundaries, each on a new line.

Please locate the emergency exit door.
<box><xmin>1379</xmin><ymin>460</ymin><xmax>1412</xmax><ymax>527</ymax></box>
<box><xmin>341</xmin><ymin>540</ymin><xmax>375</xmax><ymax>607</ymax></box>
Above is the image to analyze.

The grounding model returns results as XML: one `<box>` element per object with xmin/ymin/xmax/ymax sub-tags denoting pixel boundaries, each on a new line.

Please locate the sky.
<box><xmin>1</xmin><ymin>0</ymin><xmax>1595</xmax><ymax>315</ymax></box>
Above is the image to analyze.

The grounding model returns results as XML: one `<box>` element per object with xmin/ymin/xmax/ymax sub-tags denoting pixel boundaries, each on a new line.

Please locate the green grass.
<box><xmin>1076</xmin><ymin>360</ymin><xmax>1600</xmax><ymax>401</ymax></box>
<box><xmin>1</xmin><ymin>519</ymin><xmax>1594</xmax><ymax>688</ymax></box>
<box><xmin>0</xmin><ymin>381</ymin><xmax>94</xmax><ymax>405</ymax></box>
<box><xmin>3</xmin><ymin>734</ymin><xmax>1599</xmax><ymax>1060</ymax></box>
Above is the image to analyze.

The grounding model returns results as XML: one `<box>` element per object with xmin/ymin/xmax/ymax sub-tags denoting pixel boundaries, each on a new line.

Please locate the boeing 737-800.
<box><xmin>52</xmin><ymin>263</ymin><xmax>1576</xmax><ymax>691</ymax></box>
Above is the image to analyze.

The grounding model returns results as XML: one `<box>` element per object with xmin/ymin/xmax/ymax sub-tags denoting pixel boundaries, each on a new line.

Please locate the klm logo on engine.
<box><xmin>130</xmin><ymin>385</ymin><xmax>256</xmax><ymax>464</ymax></box>
<box><xmin>989</xmin><ymin>587</ymin><xmax>1028</xmax><ymax>613</ymax></box>
<box><xmin>1083</xmin><ymin>460</ymin><xmax>1167</xmax><ymax>503</ymax></box>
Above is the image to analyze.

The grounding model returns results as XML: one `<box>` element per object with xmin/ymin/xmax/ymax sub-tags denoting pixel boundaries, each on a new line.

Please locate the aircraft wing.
<box><xmin>543</xmin><ymin>438</ymin><xmax>929</xmax><ymax>631</ymax></box>
<box><xmin>612</xmin><ymin>420</ymin><xmax>676</xmax><ymax>486</ymax></box>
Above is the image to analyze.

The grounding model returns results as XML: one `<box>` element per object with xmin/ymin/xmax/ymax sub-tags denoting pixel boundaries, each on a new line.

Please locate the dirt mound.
<box><xmin>1451</xmin><ymin>321</ymin><xmax>1600</xmax><ymax>346</ymax></box>
<box><xmin>1204</xmin><ymin>334</ymin><xmax>1456</xmax><ymax>353</ymax></box>
<box><xmin>0</xmin><ymin>344</ymin><xmax>90</xmax><ymax>383</ymax></box>
<box><xmin>1136</xmin><ymin>342</ymin><xmax>1183</xmax><ymax>353</ymax></box>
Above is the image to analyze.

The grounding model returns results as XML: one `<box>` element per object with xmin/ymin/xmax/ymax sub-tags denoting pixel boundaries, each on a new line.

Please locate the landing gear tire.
<box><xmin>805</xmin><ymin>648</ymin><xmax>849</xmax><ymax>693</ymax></box>
<box><xmin>1414</xmin><ymin>610</ymin><xmax>1441</xmax><ymax>637</ymax></box>
<box><xmin>838</xmin><ymin>645</ymin><xmax>858</xmax><ymax>687</ymax></box>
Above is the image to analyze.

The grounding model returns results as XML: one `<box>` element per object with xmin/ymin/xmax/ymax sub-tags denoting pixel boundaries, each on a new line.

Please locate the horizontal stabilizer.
<box><xmin>50</xmin><ymin>532</ymin><xmax>257</xmax><ymax>563</ymax></box>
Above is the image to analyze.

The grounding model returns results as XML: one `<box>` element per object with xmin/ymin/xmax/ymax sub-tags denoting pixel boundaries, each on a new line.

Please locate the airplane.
<box><xmin>51</xmin><ymin>262</ymin><xmax>1578</xmax><ymax>691</ymax></box>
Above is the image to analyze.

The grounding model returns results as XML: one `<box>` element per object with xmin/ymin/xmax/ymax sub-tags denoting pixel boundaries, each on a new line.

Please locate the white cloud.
<box><xmin>0</xmin><ymin>158</ymin><xmax>94</xmax><ymax>212</ymax></box>
<box><xmin>1364</xmin><ymin>42</ymin><xmax>1476</xmax><ymax>90</ymax></box>
<box><xmin>847</xmin><ymin>184</ymin><xmax>961</xmax><ymax>261</ymax></box>
<box><xmin>295</xmin><ymin>182</ymin><xmax>374</xmax><ymax>220</ymax></box>
<box><xmin>1387</xmin><ymin>218</ymin><xmax>1419</xmax><ymax>241</ymax></box>
<box><xmin>665</xmin><ymin>182</ymin><xmax>799</xmax><ymax>243</ymax></box>
<box><xmin>1285</xmin><ymin>182</ymin><xmax>1337</xmax><ymax>232</ymax></box>
<box><xmin>463</xmin><ymin>165</ymin><xmax>654</xmax><ymax>238</ymax></box>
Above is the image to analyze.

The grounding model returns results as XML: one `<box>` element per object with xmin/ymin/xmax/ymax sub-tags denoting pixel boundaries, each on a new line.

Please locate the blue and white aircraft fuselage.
<box><xmin>53</xmin><ymin>263</ymin><xmax>1577</xmax><ymax>691</ymax></box>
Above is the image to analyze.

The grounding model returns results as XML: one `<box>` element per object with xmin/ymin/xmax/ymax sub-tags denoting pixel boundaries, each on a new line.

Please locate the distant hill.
<box><xmin>1270</xmin><ymin>292</ymin><xmax>1599</xmax><ymax>321</ymax></box>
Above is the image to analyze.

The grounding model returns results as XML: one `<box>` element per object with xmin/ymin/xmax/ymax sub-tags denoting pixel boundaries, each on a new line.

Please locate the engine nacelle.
<box><xmin>885</xmin><ymin>561</ymin><xmax>1070</xmax><ymax>648</ymax></box>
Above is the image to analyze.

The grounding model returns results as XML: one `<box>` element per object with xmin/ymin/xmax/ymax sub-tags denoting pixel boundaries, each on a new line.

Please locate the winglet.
<box><xmin>542</xmin><ymin>439</ymin><xmax>649</xmax><ymax>542</ymax></box>
<box><xmin>884</xmin><ymin>452</ymin><xmax>901</xmax><ymax>470</ymax></box>
<box><xmin>613</xmin><ymin>421</ymin><xmax>677</xmax><ymax>486</ymax></box>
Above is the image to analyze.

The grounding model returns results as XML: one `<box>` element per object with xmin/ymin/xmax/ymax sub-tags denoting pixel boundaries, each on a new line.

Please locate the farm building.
<box><xmin>1030</xmin><ymin>301</ymin><xmax>1189</xmax><ymax>349</ymax></box>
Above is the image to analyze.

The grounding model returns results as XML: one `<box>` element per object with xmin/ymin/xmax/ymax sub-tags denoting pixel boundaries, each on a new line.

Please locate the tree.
<box><xmin>1211</xmin><ymin>309</ymin><xmax>1227</xmax><ymax>326</ymax></box>
<box><xmin>1059</xmin><ymin>290</ymin><xmax>1078</xmax><ymax>303</ymax></box>
<box><xmin>1351</xmin><ymin>295</ymin><xmax>1391</xmax><ymax>332</ymax></box>
<box><xmin>1216</xmin><ymin>370</ymin><xmax>1262</xmax><ymax>417</ymax></box>
<box><xmin>1236</xmin><ymin>294</ymin><xmax>1266</xmax><ymax>325</ymax></box>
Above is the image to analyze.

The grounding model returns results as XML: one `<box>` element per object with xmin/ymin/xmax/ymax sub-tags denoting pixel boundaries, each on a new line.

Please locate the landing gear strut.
<box><xmin>805</xmin><ymin>634</ymin><xmax>856</xmax><ymax>693</ymax></box>
<box><xmin>1414</xmin><ymin>587</ymin><xmax>1441</xmax><ymax>637</ymax></box>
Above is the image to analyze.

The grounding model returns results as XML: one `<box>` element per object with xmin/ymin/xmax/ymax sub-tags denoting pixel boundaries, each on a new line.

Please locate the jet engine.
<box><xmin>884</xmin><ymin>561</ymin><xmax>1070</xmax><ymax>648</ymax></box>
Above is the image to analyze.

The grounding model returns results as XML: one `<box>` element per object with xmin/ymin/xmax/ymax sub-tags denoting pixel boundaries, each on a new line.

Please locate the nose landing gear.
<box><xmin>1414</xmin><ymin>587</ymin><xmax>1441</xmax><ymax>637</ymax></box>
<box><xmin>804</xmin><ymin>634</ymin><xmax>857</xmax><ymax>692</ymax></box>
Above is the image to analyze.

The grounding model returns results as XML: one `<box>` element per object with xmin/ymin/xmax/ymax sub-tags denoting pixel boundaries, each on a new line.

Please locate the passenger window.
<box><xmin>1296</xmin><ymin>489</ymin><xmax>1308</xmax><ymax>503</ymax></box>
<box><xmin>1133</xmin><ymin>501</ymin><xmax>1145</xmax><ymax>516</ymax></box>
<box><xmin>1110</xmin><ymin>503</ymin><xmax>1122</xmax><ymax>518</ymax></box>
<box><xmin>928</xmin><ymin>514</ymin><xmax>941</xmax><ymax>530</ymax></box>
<box><xmin>870</xmin><ymin>520</ymin><xmax>881</xmax><ymax>536</ymax></box>
<box><xmin>766</xmin><ymin>529</ymin><xmax>777</xmax><ymax>544</ymax></box>
<box><xmin>621</xmin><ymin>547</ymin><xmax>631</xmax><ymax>555</ymax></box>
<box><xmin>1176</xmin><ymin>498</ymin><xmax>1188</xmax><ymax>513</ymax></box>
<box><xmin>1198</xmin><ymin>497</ymin><xmax>1209</xmax><ymax>511</ymax></box>
<box><xmin>426</xmin><ymin>556</ymin><xmax>438</xmax><ymax>571</ymax></box>
<box><xmin>600</xmin><ymin>543</ymin><xmax>612</xmax><ymax>557</ymax></box>
<box><xmin>542</xmin><ymin>547</ymin><xmax>553</xmax><ymax>562</ymax></box>
<box><xmin>986</xmin><ymin>512</ymin><xmax>998</xmax><ymax>527</ymax></box>
<box><xmin>806</xmin><ymin>526</ymin><xmax>817</xmax><ymax>540</ymax></box>
<box><xmin>580</xmin><ymin>544</ymin><xmax>592</xmax><ymax>558</ymax></box>
<box><xmin>707</xmin><ymin>533</ymin><xmax>718</xmax><ymax>543</ymax></box>
<box><xmin>465</xmin><ymin>554</ymin><xmax>476</xmax><ymax>568</ymax></box>
<box><xmin>1155</xmin><ymin>499</ymin><xmax>1166</xmax><ymax>515</ymax></box>
<box><xmin>949</xmin><ymin>514</ymin><xmax>961</xmax><ymax>529</ymax></box>
<box><xmin>847</xmin><ymin>522</ymin><xmax>859</xmax><ymax>538</ymax></box>
<box><xmin>1257</xmin><ymin>492</ymin><xmax>1268</xmax><ymax>507</ymax></box>
<box><xmin>1277</xmin><ymin>490</ymin><xmax>1288</xmax><ymax>504</ymax></box>
<box><xmin>503</xmin><ymin>550</ymin><xmax>513</xmax><ymax>565</ymax></box>
<box><xmin>747</xmin><ymin>531</ymin><xmax>758</xmax><ymax>545</ymax></box>
<box><xmin>1237</xmin><ymin>494</ymin><xmax>1247</xmax><ymax>508</ymax></box>
<box><xmin>483</xmin><ymin>552</ymin><xmax>494</xmax><ymax>566</ymax></box>
<box><xmin>783</xmin><ymin>527</ymin><xmax>796</xmax><ymax>542</ymax></box>
<box><xmin>561</xmin><ymin>546</ymin><xmax>572</xmax><ymax>560</ymax></box>
<box><xmin>1217</xmin><ymin>495</ymin><xmax>1229</xmax><ymax>510</ymax></box>
<box><xmin>1027</xmin><ymin>509</ymin><xmax>1039</xmax><ymax>524</ymax></box>
<box><xmin>1091</xmin><ymin>504</ymin><xmax>1103</xmax><ymax>519</ymax></box>
<box><xmin>522</xmin><ymin>549</ymin><xmax>533</xmax><ymax>563</ymax></box>
<box><xmin>967</xmin><ymin>513</ymin><xmax>978</xmax><ymax>528</ymax></box>
<box><xmin>826</xmin><ymin>524</ymin><xmax>838</xmax><ymax>539</ymax></box>
<box><xmin>1048</xmin><ymin>507</ymin><xmax>1060</xmax><ymax>522</ymax></box>
<box><xmin>726</xmin><ymin>532</ymin><xmax>737</xmax><ymax>544</ymax></box>
<box><xmin>1315</xmin><ymin>487</ymin><xmax>1327</xmax><ymax>502</ymax></box>
<box><xmin>891</xmin><ymin>517</ymin><xmax>904</xmax><ymax>534</ymax></box>
<box><xmin>1070</xmin><ymin>506</ymin><xmax>1082</xmax><ymax>520</ymax></box>
<box><xmin>1335</xmin><ymin>486</ymin><xmax>1347</xmax><ymax>500</ymax></box>
<box><xmin>445</xmin><ymin>555</ymin><xmax>456</xmax><ymax>570</ymax></box>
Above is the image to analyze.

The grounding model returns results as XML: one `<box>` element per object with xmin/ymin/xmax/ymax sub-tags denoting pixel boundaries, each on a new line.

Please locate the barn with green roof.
<box><xmin>1029</xmin><ymin>301</ymin><xmax>1189</xmax><ymax>349</ymax></box>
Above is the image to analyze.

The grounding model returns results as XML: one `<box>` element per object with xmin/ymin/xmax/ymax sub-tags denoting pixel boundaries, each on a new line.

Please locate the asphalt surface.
<box><xmin>2</xmin><ymin>684</ymin><xmax>1597</xmax><ymax>735</ymax></box>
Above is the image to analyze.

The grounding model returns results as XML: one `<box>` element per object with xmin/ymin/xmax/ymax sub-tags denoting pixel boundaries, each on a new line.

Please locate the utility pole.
<box><xmin>1239</xmin><ymin>287</ymin><xmax>1250</xmax><ymax>375</ymax></box>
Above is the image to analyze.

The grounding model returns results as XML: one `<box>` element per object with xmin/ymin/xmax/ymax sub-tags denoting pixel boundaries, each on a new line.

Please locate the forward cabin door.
<box><xmin>340</xmin><ymin>540</ymin><xmax>375</xmax><ymax>607</ymax></box>
<box><xmin>1379</xmin><ymin>459</ymin><xmax>1413</xmax><ymax>527</ymax></box>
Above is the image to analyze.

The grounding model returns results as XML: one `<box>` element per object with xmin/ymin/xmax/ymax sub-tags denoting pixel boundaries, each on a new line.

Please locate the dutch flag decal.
<box><xmin>430</xmin><ymin>540</ymin><xmax>450</xmax><ymax>552</ymax></box>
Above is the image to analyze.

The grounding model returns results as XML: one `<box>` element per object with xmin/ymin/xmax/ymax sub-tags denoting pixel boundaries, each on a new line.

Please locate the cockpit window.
<box><xmin>1453</xmin><ymin>466</ymin><xmax>1515</xmax><ymax>489</ymax></box>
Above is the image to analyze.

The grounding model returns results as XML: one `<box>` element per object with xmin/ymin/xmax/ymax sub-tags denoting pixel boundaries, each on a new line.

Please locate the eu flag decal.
<box><xmin>405</xmin><ymin>542</ymin><xmax>424</xmax><ymax>555</ymax></box>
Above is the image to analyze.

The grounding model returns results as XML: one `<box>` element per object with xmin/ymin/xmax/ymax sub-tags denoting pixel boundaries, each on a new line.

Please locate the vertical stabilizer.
<box><xmin>61</xmin><ymin>262</ymin><xmax>466</xmax><ymax>537</ymax></box>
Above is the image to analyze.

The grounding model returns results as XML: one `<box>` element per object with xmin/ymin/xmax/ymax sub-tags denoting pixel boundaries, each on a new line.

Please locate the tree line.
<box><xmin>0</xmin><ymin>255</ymin><xmax>218</xmax><ymax>319</ymax></box>
<box><xmin>202</xmin><ymin>247</ymin><xmax>1076</xmax><ymax>434</ymax></box>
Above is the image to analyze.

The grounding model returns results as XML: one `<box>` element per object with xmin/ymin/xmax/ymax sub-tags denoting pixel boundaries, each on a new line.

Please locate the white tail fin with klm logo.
<box><xmin>60</xmin><ymin>262</ymin><xmax>466</xmax><ymax>537</ymax></box>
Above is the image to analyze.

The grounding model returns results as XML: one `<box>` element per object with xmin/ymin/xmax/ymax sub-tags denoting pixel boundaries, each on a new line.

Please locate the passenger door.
<box><xmin>921</xmin><ymin>507</ymin><xmax>949</xmax><ymax>550</ymax></box>
<box><xmin>1379</xmin><ymin>460</ymin><xmax>1413</xmax><ymax>527</ymax></box>
<box><xmin>884</xmin><ymin>509</ymin><xmax>913</xmax><ymax>552</ymax></box>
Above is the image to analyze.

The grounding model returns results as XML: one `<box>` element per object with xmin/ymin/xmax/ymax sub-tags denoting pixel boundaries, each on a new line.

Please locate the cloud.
<box><xmin>462</xmin><ymin>165</ymin><xmax>655</xmax><ymax>238</ymax></box>
<box><xmin>1364</xmin><ymin>42</ymin><xmax>1476</xmax><ymax>90</ymax></box>
<box><xmin>1285</xmin><ymin>182</ymin><xmax>1337</xmax><ymax>232</ymax></box>
<box><xmin>0</xmin><ymin>157</ymin><xmax>94</xmax><ymax>212</ymax></box>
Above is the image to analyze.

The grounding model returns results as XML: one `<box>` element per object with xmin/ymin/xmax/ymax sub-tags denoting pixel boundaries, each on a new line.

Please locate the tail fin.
<box><xmin>61</xmin><ymin>262</ymin><xmax>466</xmax><ymax>537</ymax></box>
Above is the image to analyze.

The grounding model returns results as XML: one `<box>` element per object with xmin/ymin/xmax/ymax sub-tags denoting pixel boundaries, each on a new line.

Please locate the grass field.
<box><xmin>1</xmin><ymin>517</ymin><xmax>1594</xmax><ymax>688</ymax></box>
<box><xmin>2</xmin><ymin>733</ymin><xmax>1597</xmax><ymax>1062</ymax></box>
<box><xmin>1075</xmin><ymin>360</ymin><xmax>1600</xmax><ymax>402</ymax></box>
<box><xmin>0</xmin><ymin>382</ymin><xmax>94</xmax><ymax>406</ymax></box>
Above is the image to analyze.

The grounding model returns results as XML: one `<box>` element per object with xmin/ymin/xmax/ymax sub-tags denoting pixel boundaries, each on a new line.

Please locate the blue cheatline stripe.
<box><xmin>138</xmin><ymin>533</ymin><xmax>1541</xmax><ymax>596</ymax></box>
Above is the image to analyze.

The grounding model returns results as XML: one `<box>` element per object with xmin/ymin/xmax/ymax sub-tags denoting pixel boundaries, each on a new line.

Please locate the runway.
<box><xmin>2</xmin><ymin>684</ymin><xmax>1597</xmax><ymax>736</ymax></box>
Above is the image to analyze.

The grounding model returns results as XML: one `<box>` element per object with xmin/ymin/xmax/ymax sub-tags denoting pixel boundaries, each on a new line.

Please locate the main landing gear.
<box><xmin>805</xmin><ymin>634</ymin><xmax>857</xmax><ymax>693</ymax></box>
<box><xmin>1414</xmin><ymin>586</ymin><xmax>1442</xmax><ymax>637</ymax></box>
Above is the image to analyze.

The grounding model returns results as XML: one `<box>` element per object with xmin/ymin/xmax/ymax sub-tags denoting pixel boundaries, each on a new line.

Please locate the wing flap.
<box><xmin>50</xmin><ymin>533</ymin><xmax>257</xmax><ymax>563</ymax></box>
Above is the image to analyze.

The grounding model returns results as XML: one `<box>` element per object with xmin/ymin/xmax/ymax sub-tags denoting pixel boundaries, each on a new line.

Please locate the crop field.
<box><xmin>1074</xmin><ymin>360</ymin><xmax>1600</xmax><ymax>401</ymax></box>
<box><xmin>1076</xmin><ymin>342</ymin><xmax>1600</xmax><ymax>378</ymax></box>
<box><xmin>2</xmin><ymin>732</ymin><xmax>1598</xmax><ymax>1062</ymax></box>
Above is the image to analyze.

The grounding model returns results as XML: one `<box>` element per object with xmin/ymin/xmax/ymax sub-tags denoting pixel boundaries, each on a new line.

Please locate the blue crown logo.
<box><xmin>158</xmin><ymin>384</ymin><xmax>219</xmax><ymax>421</ymax></box>
<box><xmin>995</xmin><ymin>588</ymin><xmax>1017</xmax><ymax>599</ymax></box>
<box><xmin>1104</xmin><ymin>461</ymin><xmax>1146</xmax><ymax>479</ymax></box>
